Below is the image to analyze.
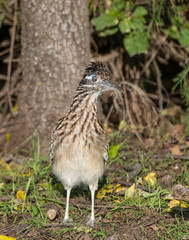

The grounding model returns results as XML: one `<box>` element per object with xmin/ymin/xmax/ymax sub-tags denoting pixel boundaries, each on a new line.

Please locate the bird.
<box><xmin>49</xmin><ymin>62</ymin><xmax>122</xmax><ymax>227</ymax></box>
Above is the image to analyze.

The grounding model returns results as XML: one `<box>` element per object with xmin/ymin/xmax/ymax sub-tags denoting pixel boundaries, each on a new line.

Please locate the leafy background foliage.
<box><xmin>91</xmin><ymin>0</ymin><xmax>189</xmax><ymax>56</ymax></box>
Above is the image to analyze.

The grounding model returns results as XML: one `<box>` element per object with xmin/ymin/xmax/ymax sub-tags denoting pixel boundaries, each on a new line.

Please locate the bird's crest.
<box><xmin>84</xmin><ymin>62</ymin><xmax>110</xmax><ymax>80</ymax></box>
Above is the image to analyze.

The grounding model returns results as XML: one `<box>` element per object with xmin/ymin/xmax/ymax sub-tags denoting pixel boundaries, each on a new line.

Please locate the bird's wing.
<box><xmin>49</xmin><ymin>116</ymin><xmax>65</xmax><ymax>164</ymax></box>
<box><xmin>103</xmin><ymin>136</ymin><xmax>110</xmax><ymax>164</ymax></box>
<box><xmin>49</xmin><ymin>129</ymin><xmax>56</xmax><ymax>165</ymax></box>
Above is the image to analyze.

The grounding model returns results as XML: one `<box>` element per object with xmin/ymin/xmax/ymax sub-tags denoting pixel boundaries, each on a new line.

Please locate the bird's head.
<box><xmin>79</xmin><ymin>62</ymin><xmax>122</xmax><ymax>94</ymax></box>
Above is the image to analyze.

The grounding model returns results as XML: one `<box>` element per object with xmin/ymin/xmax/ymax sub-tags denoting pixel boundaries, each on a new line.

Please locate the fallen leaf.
<box><xmin>137</xmin><ymin>188</ymin><xmax>150</xmax><ymax>197</ymax></box>
<box><xmin>108</xmin><ymin>145</ymin><xmax>120</xmax><ymax>160</ymax></box>
<box><xmin>5</xmin><ymin>133</ymin><xmax>10</xmax><ymax>142</ymax></box>
<box><xmin>113</xmin><ymin>184</ymin><xmax>126</xmax><ymax>195</ymax></box>
<box><xmin>23</xmin><ymin>168</ymin><xmax>34</xmax><ymax>177</ymax></box>
<box><xmin>96</xmin><ymin>185</ymin><xmax>114</xmax><ymax>200</ymax></box>
<box><xmin>180</xmin><ymin>203</ymin><xmax>188</xmax><ymax>208</ymax></box>
<box><xmin>114</xmin><ymin>213</ymin><xmax>122</xmax><ymax>219</ymax></box>
<box><xmin>74</xmin><ymin>226</ymin><xmax>91</xmax><ymax>233</ymax></box>
<box><xmin>150</xmin><ymin>224</ymin><xmax>159</xmax><ymax>231</ymax></box>
<box><xmin>0</xmin><ymin>159</ymin><xmax>11</xmax><ymax>171</ymax></box>
<box><xmin>0</xmin><ymin>236</ymin><xmax>17</xmax><ymax>240</ymax></box>
<box><xmin>144</xmin><ymin>138</ymin><xmax>155</xmax><ymax>149</ymax></box>
<box><xmin>125</xmin><ymin>183</ymin><xmax>136</xmax><ymax>199</ymax></box>
<box><xmin>103</xmin><ymin>219</ymin><xmax>112</xmax><ymax>223</ymax></box>
<box><xmin>167</xmin><ymin>199</ymin><xmax>180</xmax><ymax>212</ymax></box>
<box><xmin>171</xmin><ymin>145</ymin><xmax>182</xmax><ymax>156</ymax></box>
<box><xmin>144</xmin><ymin>172</ymin><xmax>157</xmax><ymax>187</ymax></box>
<box><xmin>167</xmin><ymin>199</ymin><xmax>188</xmax><ymax>213</ymax></box>
<box><xmin>174</xmin><ymin>124</ymin><xmax>185</xmax><ymax>134</ymax></box>
<box><xmin>16</xmin><ymin>190</ymin><xmax>25</xmax><ymax>201</ymax></box>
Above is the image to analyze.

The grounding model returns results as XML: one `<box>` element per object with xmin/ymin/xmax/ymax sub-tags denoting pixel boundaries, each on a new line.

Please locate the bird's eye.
<box><xmin>86</xmin><ymin>74</ymin><xmax>98</xmax><ymax>83</ymax></box>
<box><xmin>92</xmin><ymin>76</ymin><xmax>97</xmax><ymax>82</ymax></box>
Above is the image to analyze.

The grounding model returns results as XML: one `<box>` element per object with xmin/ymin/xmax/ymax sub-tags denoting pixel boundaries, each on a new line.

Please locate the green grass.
<box><xmin>0</xmin><ymin>131</ymin><xmax>189</xmax><ymax>239</ymax></box>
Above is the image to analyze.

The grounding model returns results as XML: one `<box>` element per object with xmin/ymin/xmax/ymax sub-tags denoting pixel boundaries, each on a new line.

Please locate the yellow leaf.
<box><xmin>167</xmin><ymin>199</ymin><xmax>180</xmax><ymax>212</ymax></box>
<box><xmin>144</xmin><ymin>172</ymin><xmax>157</xmax><ymax>187</ymax></box>
<box><xmin>0</xmin><ymin>159</ymin><xmax>11</xmax><ymax>171</ymax></box>
<box><xmin>96</xmin><ymin>184</ymin><xmax>114</xmax><ymax>200</ymax></box>
<box><xmin>23</xmin><ymin>168</ymin><xmax>34</xmax><ymax>177</ymax></box>
<box><xmin>16</xmin><ymin>190</ymin><xmax>25</xmax><ymax>201</ymax></box>
<box><xmin>5</xmin><ymin>133</ymin><xmax>10</xmax><ymax>142</ymax></box>
<box><xmin>180</xmin><ymin>203</ymin><xmax>188</xmax><ymax>208</ymax></box>
<box><xmin>113</xmin><ymin>184</ymin><xmax>126</xmax><ymax>194</ymax></box>
<box><xmin>125</xmin><ymin>183</ymin><xmax>136</xmax><ymax>199</ymax></box>
<box><xmin>0</xmin><ymin>183</ymin><xmax>4</xmax><ymax>189</ymax></box>
<box><xmin>137</xmin><ymin>177</ymin><xmax>144</xmax><ymax>185</ymax></box>
<box><xmin>13</xmin><ymin>104</ymin><xmax>17</xmax><ymax>113</ymax></box>
<box><xmin>0</xmin><ymin>236</ymin><xmax>17</xmax><ymax>240</ymax></box>
<box><xmin>168</xmin><ymin>199</ymin><xmax>180</xmax><ymax>208</ymax></box>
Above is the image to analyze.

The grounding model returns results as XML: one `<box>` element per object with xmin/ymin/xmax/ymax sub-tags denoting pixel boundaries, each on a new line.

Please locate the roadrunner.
<box><xmin>49</xmin><ymin>62</ymin><xmax>122</xmax><ymax>226</ymax></box>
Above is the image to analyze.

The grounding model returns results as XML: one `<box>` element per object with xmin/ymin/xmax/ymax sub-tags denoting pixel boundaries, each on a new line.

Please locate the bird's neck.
<box><xmin>56</xmin><ymin>88</ymin><xmax>104</xmax><ymax>145</ymax></box>
<box><xmin>71</xmin><ymin>88</ymin><xmax>99</xmax><ymax>114</ymax></box>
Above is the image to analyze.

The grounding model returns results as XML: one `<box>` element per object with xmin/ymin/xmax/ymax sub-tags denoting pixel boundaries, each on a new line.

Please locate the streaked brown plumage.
<box><xmin>49</xmin><ymin>62</ymin><xmax>122</xmax><ymax>226</ymax></box>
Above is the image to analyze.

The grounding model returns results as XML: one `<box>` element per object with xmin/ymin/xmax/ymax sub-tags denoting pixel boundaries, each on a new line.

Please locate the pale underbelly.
<box><xmin>52</xmin><ymin>141</ymin><xmax>105</xmax><ymax>188</ymax></box>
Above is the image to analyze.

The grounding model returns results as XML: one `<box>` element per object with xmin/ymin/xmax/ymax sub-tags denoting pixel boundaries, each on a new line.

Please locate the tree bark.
<box><xmin>8</xmin><ymin>0</ymin><xmax>90</xmax><ymax>155</ymax></box>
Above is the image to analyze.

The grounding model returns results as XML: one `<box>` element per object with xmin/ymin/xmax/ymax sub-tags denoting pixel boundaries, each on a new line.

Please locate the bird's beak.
<box><xmin>100</xmin><ymin>80</ymin><xmax>123</xmax><ymax>93</ymax></box>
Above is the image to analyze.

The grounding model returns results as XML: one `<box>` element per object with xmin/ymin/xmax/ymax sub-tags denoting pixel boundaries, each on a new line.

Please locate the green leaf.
<box><xmin>99</xmin><ymin>27</ymin><xmax>118</xmax><ymax>37</ymax></box>
<box><xmin>123</xmin><ymin>31</ymin><xmax>148</xmax><ymax>56</ymax></box>
<box><xmin>119</xmin><ymin>19</ymin><xmax>133</xmax><ymax>33</ymax></box>
<box><xmin>119</xmin><ymin>16</ymin><xmax>145</xmax><ymax>33</ymax></box>
<box><xmin>165</xmin><ymin>26</ymin><xmax>180</xmax><ymax>39</ymax></box>
<box><xmin>92</xmin><ymin>10</ymin><xmax>119</xmax><ymax>31</ymax></box>
<box><xmin>134</xmin><ymin>6</ymin><xmax>148</xmax><ymax>16</ymax></box>
<box><xmin>108</xmin><ymin>145</ymin><xmax>120</xmax><ymax>160</ymax></box>
<box><xmin>111</xmin><ymin>0</ymin><xmax>125</xmax><ymax>11</ymax></box>
<box><xmin>32</xmin><ymin>206</ymin><xmax>38</xmax><ymax>216</ymax></box>
<box><xmin>179</xmin><ymin>28</ymin><xmax>189</xmax><ymax>47</ymax></box>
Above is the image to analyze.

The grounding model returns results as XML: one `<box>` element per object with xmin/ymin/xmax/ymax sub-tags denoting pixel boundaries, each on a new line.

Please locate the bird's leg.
<box><xmin>86</xmin><ymin>183</ymin><xmax>98</xmax><ymax>227</ymax></box>
<box><xmin>63</xmin><ymin>186</ymin><xmax>72</xmax><ymax>223</ymax></box>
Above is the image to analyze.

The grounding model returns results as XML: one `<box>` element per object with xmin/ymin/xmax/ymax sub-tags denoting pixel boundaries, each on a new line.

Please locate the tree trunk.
<box><xmin>8</xmin><ymin>0</ymin><xmax>90</xmax><ymax>155</ymax></box>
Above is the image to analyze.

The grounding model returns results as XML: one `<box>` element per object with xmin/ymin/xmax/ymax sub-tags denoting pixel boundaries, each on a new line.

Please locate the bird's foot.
<box><xmin>63</xmin><ymin>218</ymin><xmax>73</xmax><ymax>224</ymax></box>
<box><xmin>86</xmin><ymin>218</ymin><xmax>97</xmax><ymax>227</ymax></box>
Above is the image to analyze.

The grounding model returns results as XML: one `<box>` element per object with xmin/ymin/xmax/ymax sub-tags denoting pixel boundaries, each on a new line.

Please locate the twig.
<box><xmin>117</xmin><ymin>59</ymin><xmax>144</xmax><ymax>145</ymax></box>
<box><xmin>6</xmin><ymin>0</ymin><xmax>18</xmax><ymax>117</ymax></box>
<box><xmin>0</xmin><ymin>196</ymin><xmax>12</xmax><ymax>201</ymax></box>
<box><xmin>0</xmin><ymin>44</ymin><xmax>20</xmax><ymax>57</ymax></box>
<box><xmin>140</xmin><ymin>49</ymin><xmax>159</xmax><ymax>78</ymax></box>
<box><xmin>2</xmin><ymin>135</ymin><xmax>33</xmax><ymax>157</ymax></box>
<box><xmin>74</xmin><ymin>204</ymin><xmax>138</xmax><ymax>210</ymax></box>
<box><xmin>105</xmin><ymin>104</ymin><xmax>114</xmax><ymax>123</ymax></box>
<box><xmin>93</xmin><ymin>50</ymin><xmax>119</xmax><ymax>62</ymax></box>
<box><xmin>38</xmin><ymin>197</ymin><xmax>139</xmax><ymax>210</ymax></box>
<box><xmin>154</xmin><ymin>154</ymin><xmax>189</xmax><ymax>161</ymax></box>
<box><xmin>153</xmin><ymin>59</ymin><xmax>163</xmax><ymax>112</ymax></box>
<box><xmin>140</xmin><ymin>35</ymin><xmax>168</xmax><ymax>79</ymax></box>
<box><xmin>41</xmin><ymin>223</ymin><xmax>73</xmax><ymax>228</ymax></box>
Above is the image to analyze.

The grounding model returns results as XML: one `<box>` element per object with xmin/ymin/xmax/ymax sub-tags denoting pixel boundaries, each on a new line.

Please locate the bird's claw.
<box><xmin>86</xmin><ymin>218</ymin><xmax>96</xmax><ymax>227</ymax></box>
<box><xmin>63</xmin><ymin>218</ymin><xmax>73</xmax><ymax>224</ymax></box>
